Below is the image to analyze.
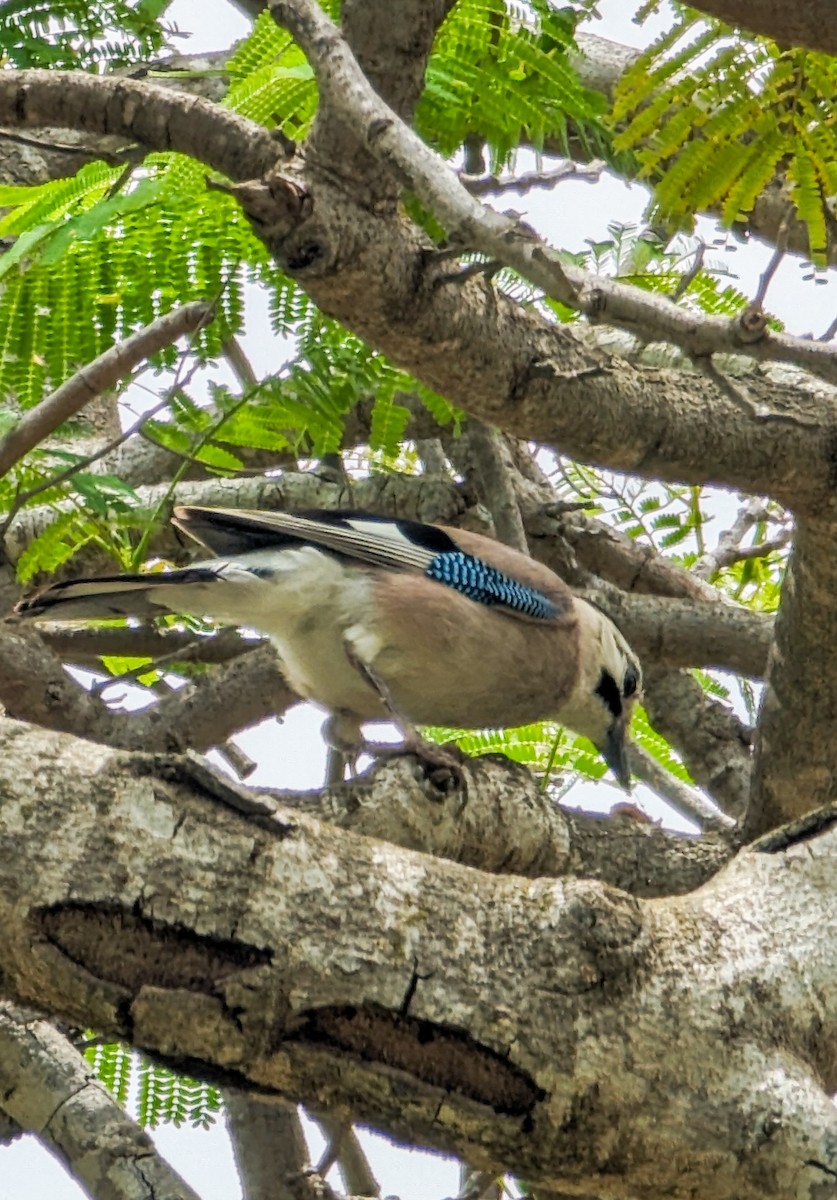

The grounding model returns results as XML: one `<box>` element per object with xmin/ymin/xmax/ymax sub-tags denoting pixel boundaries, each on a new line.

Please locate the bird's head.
<box><xmin>559</xmin><ymin>600</ymin><xmax>642</xmax><ymax>790</ymax></box>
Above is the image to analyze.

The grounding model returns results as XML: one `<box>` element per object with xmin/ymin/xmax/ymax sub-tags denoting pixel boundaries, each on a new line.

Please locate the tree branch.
<box><xmin>626</xmin><ymin>742</ymin><xmax>734</xmax><ymax>833</ymax></box>
<box><xmin>0</xmin><ymin>624</ymin><xmax>295</xmax><ymax>754</ymax></box>
<box><xmin>1</xmin><ymin>719</ymin><xmax>836</xmax><ymax>1200</ymax></box>
<box><xmin>447</xmin><ymin>421</ymin><xmax>530</xmax><ymax>553</ymax></box>
<box><xmin>0</xmin><ymin>303</ymin><xmax>212</xmax><ymax>478</ymax></box>
<box><xmin>686</xmin><ymin>0</ymin><xmax>837</xmax><ymax>57</ymax></box>
<box><xmin>749</xmin><ymin>515</ymin><xmax>837</xmax><ymax>836</ymax></box>
<box><xmin>4</xmin><ymin>470</ymin><xmax>477</xmax><ymax>587</ymax></box>
<box><xmin>269</xmin><ymin>755</ymin><xmax>733</xmax><ymax>895</ymax></box>
<box><xmin>268</xmin><ymin>0</ymin><xmax>837</xmax><ymax>391</ymax></box>
<box><xmin>0</xmin><ymin>70</ymin><xmax>284</xmax><ymax>180</ymax></box>
<box><xmin>0</xmin><ymin>1003</ymin><xmax>201</xmax><ymax>1200</ymax></box>
<box><xmin>583</xmin><ymin>584</ymin><xmax>771</xmax><ymax>680</ymax></box>
<box><xmin>2</xmin><ymin>71</ymin><xmax>837</xmax><ymax>511</ymax></box>
<box><xmin>225</xmin><ymin>1092</ymin><xmax>321</xmax><ymax>1200</ymax></box>
<box><xmin>642</xmin><ymin>668</ymin><xmax>753</xmax><ymax>822</ymax></box>
<box><xmin>313</xmin><ymin>1116</ymin><xmax>379</xmax><ymax>1198</ymax></box>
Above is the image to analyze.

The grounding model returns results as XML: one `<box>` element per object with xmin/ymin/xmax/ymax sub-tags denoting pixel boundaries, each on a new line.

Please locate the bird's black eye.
<box><xmin>623</xmin><ymin>667</ymin><xmax>639</xmax><ymax>698</ymax></box>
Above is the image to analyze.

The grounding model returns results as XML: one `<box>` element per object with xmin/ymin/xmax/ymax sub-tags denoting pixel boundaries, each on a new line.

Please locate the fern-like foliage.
<box><xmin>84</xmin><ymin>1040</ymin><xmax>221</xmax><ymax>1129</ymax></box>
<box><xmin>613</xmin><ymin>8</ymin><xmax>837</xmax><ymax>263</ymax></box>
<box><xmin>418</xmin><ymin>0</ymin><xmax>608</xmax><ymax>168</ymax></box>
<box><xmin>136</xmin><ymin>1057</ymin><xmax>221</xmax><ymax>1129</ymax></box>
<box><xmin>0</xmin><ymin>0</ymin><xmax>169</xmax><ymax>69</ymax></box>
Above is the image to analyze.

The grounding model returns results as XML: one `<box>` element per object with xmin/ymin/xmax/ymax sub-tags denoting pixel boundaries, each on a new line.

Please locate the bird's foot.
<box><xmin>322</xmin><ymin>711</ymin><xmax>465</xmax><ymax>793</ymax></box>
<box><xmin>365</xmin><ymin>735</ymin><xmax>466</xmax><ymax>794</ymax></box>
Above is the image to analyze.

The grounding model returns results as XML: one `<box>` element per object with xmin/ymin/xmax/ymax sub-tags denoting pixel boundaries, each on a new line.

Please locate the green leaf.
<box><xmin>15</xmin><ymin>510</ymin><xmax>98</xmax><ymax>584</ymax></box>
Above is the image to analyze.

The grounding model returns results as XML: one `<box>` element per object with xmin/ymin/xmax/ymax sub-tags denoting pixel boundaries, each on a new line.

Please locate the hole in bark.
<box><xmin>290</xmin><ymin>1003</ymin><xmax>544</xmax><ymax>1116</ymax></box>
<box><xmin>39</xmin><ymin>902</ymin><xmax>271</xmax><ymax>992</ymax></box>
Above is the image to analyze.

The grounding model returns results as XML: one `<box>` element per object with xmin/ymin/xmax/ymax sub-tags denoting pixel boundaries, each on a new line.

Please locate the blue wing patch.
<box><xmin>425</xmin><ymin>551</ymin><xmax>558</xmax><ymax>620</ymax></box>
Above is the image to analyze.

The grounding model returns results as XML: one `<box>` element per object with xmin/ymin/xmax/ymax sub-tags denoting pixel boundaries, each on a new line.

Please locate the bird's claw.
<box><xmin>368</xmin><ymin>737</ymin><xmax>466</xmax><ymax>794</ymax></box>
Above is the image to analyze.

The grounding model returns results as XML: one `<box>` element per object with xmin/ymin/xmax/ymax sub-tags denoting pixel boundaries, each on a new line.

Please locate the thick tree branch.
<box><xmin>2</xmin><ymin>72</ymin><xmax>837</xmax><ymax>511</ymax></box>
<box><xmin>3</xmin><ymin>470</ymin><xmax>476</xmax><ymax>587</ymax></box>
<box><xmin>0</xmin><ymin>720</ymin><xmax>836</xmax><ymax>1200</ymax></box>
<box><xmin>584</xmin><ymin>585</ymin><xmax>771</xmax><ymax>680</ymax></box>
<box><xmin>225</xmin><ymin>1092</ymin><xmax>320</xmax><ymax>1200</ymax></box>
<box><xmin>527</xmin><ymin>505</ymin><xmax>722</xmax><ymax>602</ymax></box>
<box><xmin>643</xmin><ymin>668</ymin><xmax>753</xmax><ymax>822</ymax></box>
<box><xmin>0</xmin><ymin>1003</ymin><xmax>201</xmax><ymax>1200</ymax></box>
<box><xmin>750</xmin><ymin>515</ymin><xmax>837</xmax><ymax>836</ymax></box>
<box><xmin>271</xmin><ymin>755</ymin><xmax>733</xmax><ymax>895</ymax></box>
<box><xmin>1</xmin><ymin>31</ymin><xmax>830</xmax><ymax>266</ymax></box>
<box><xmin>268</xmin><ymin>2</ymin><xmax>837</xmax><ymax>392</ymax></box>
<box><xmin>0</xmin><ymin>71</ymin><xmax>284</xmax><ymax>181</ymax></box>
<box><xmin>687</xmin><ymin>0</ymin><xmax>837</xmax><ymax>57</ymax></box>
<box><xmin>340</xmin><ymin>0</ymin><xmax>455</xmax><ymax>122</ymax></box>
<box><xmin>0</xmin><ymin>624</ymin><xmax>295</xmax><ymax>753</ymax></box>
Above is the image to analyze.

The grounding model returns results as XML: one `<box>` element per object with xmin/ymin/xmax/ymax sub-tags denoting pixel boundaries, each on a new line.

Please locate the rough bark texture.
<box><xmin>0</xmin><ymin>722</ymin><xmax>836</xmax><ymax>1200</ymax></box>
<box><xmin>0</xmin><ymin>1003</ymin><xmax>201</xmax><ymax>1200</ymax></box>
<box><xmin>689</xmin><ymin>0</ymin><xmax>837</xmax><ymax>55</ymax></box>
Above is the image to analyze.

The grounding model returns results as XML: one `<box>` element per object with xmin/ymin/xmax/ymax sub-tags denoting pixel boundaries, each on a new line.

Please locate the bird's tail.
<box><xmin>15</xmin><ymin>567</ymin><xmax>220</xmax><ymax>622</ymax></box>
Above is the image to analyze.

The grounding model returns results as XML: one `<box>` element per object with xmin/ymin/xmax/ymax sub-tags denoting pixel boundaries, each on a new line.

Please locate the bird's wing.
<box><xmin>173</xmin><ymin>507</ymin><xmax>448</xmax><ymax>570</ymax></box>
<box><xmin>174</xmin><ymin>506</ymin><xmax>565</xmax><ymax>623</ymax></box>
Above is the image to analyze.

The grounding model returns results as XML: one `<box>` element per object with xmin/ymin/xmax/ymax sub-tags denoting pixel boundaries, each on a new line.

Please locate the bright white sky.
<box><xmin>3</xmin><ymin>1</ymin><xmax>835</xmax><ymax>1197</ymax></box>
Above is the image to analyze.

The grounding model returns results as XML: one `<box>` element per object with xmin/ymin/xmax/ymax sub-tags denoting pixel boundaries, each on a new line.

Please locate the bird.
<box><xmin>15</xmin><ymin>506</ymin><xmax>642</xmax><ymax>787</ymax></box>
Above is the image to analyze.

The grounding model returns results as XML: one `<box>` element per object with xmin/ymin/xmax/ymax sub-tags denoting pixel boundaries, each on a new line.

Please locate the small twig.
<box><xmin>670</xmin><ymin>240</ymin><xmax>705</xmax><ymax>303</ymax></box>
<box><xmin>692</xmin><ymin>498</ymin><xmax>764</xmax><ymax>581</ymax></box>
<box><xmin>449</xmin><ymin>1168</ymin><xmax>501</xmax><ymax>1200</ymax></box>
<box><xmin>692</xmin><ymin>498</ymin><xmax>788</xmax><ymax>582</ymax></box>
<box><xmin>697</xmin><ymin>358</ymin><xmax>817</xmax><ymax>428</ymax></box>
<box><xmin>698</xmin><ymin>358</ymin><xmax>762</xmax><ymax>419</ymax></box>
<box><xmin>0</xmin><ymin>301</ymin><xmax>212</xmax><ymax>481</ymax></box>
<box><xmin>130</xmin><ymin>390</ymin><xmax>251</xmax><ymax>569</ymax></box>
<box><xmin>726</xmin><ymin>534</ymin><xmax>791</xmax><ymax>563</ymax></box>
<box><xmin>0</xmin><ymin>388</ymin><xmax>178</xmax><ymax>540</ymax></box>
<box><xmin>104</xmin><ymin>160</ymin><xmax>136</xmax><ymax>201</ymax></box>
<box><xmin>819</xmin><ymin>314</ymin><xmax>837</xmax><ymax>343</ymax></box>
<box><xmin>462</xmin><ymin>134</ymin><xmax>485</xmax><ymax>176</ymax></box>
<box><xmin>316</xmin><ymin>1121</ymin><xmax>347</xmax><ymax>1178</ymax></box>
<box><xmin>460</xmin><ymin>159</ymin><xmax>604</xmax><ymax>197</ymax></box>
<box><xmin>90</xmin><ymin>631</ymin><xmax>253</xmax><ymax>694</ymax></box>
<box><xmin>214</xmin><ymin>740</ymin><xmax>258</xmax><ymax>779</ymax></box>
<box><xmin>314</xmin><ymin>1114</ymin><xmax>381</xmax><ymax>1197</ymax></box>
<box><xmin>39</xmin><ymin>624</ymin><xmax>259</xmax><ymax>666</ymax></box>
<box><xmin>221</xmin><ymin>335</ymin><xmax>259</xmax><ymax>389</ymax></box>
<box><xmin>752</xmin><ymin>209</ymin><xmax>791</xmax><ymax>310</ymax></box>
<box><xmin>627</xmin><ymin>742</ymin><xmax>736</xmax><ymax>833</ymax></box>
<box><xmin>0</xmin><ymin>299</ymin><xmax>213</xmax><ymax>542</ymax></box>
<box><xmin>0</xmin><ymin>128</ymin><xmax>141</xmax><ymax>164</ymax></box>
<box><xmin>433</xmin><ymin>258</ymin><xmax>503</xmax><ymax>288</ymax></box>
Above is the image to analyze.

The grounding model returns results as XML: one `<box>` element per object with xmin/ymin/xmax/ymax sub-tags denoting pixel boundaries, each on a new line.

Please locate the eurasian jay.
<box><xmin>15</xmin><ymin>506</ymin><xmax>642</xmax><ymax>787</ymax></box>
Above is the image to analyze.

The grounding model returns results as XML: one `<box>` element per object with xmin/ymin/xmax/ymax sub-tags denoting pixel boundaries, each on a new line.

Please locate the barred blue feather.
<box><xmin>425</xmin><ymin>550</ymin><xmax>558</xmax><ymax>620</ymax></box>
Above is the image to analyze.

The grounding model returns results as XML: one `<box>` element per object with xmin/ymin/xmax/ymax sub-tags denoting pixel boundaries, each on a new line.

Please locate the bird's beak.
<box><xmin>600</xmin><ymin>721</ymin><xmax>632</xmax><ymax>791</ymax></box>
